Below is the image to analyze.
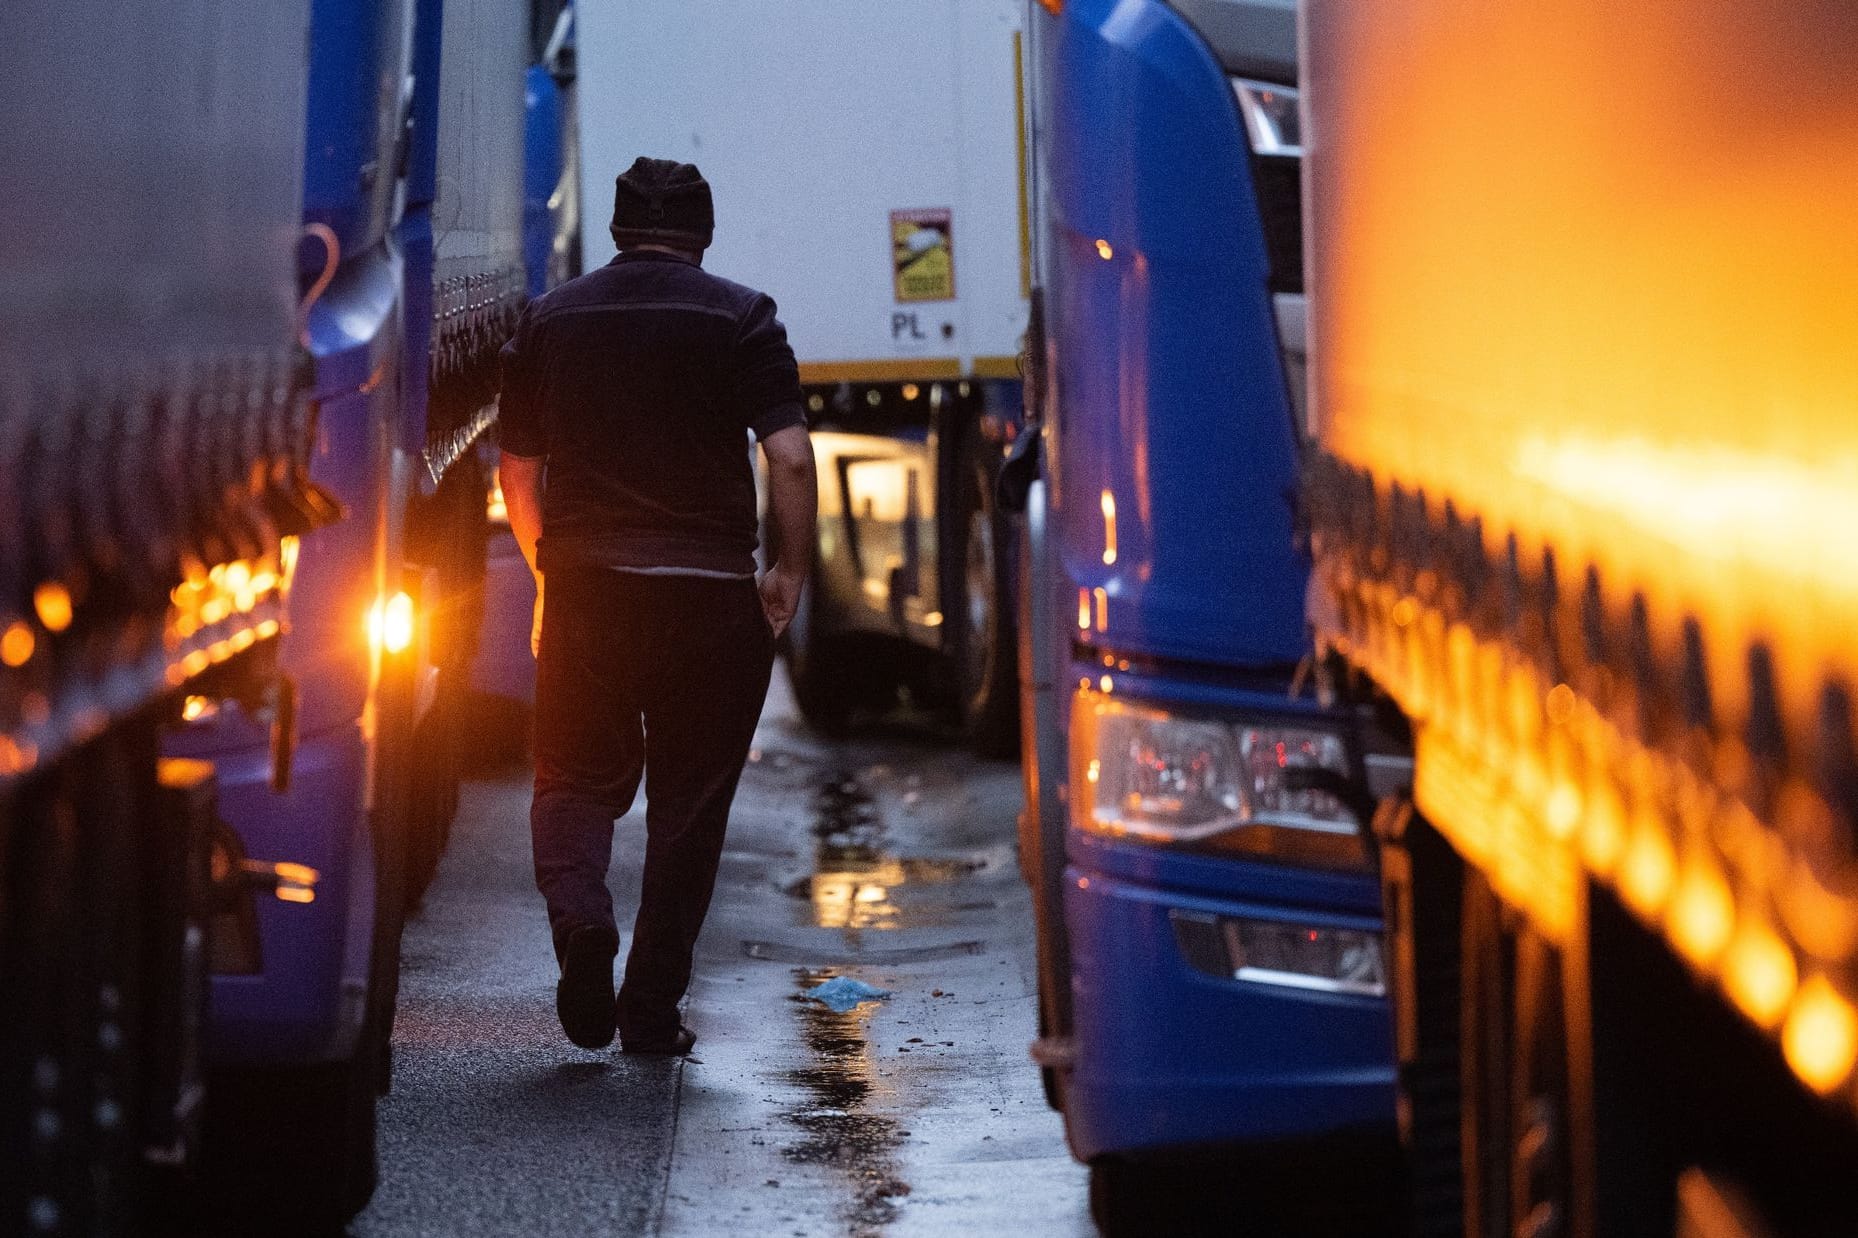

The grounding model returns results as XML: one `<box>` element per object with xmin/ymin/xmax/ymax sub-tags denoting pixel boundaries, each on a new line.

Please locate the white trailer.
<box><xmin>578</xmin><ymin>0</ymin><xmax>1031</xmax><ymax>750</ymax></box>
<box><xmin>578</xmin><ymin>0</ymin><xmax>1027</xmax><ymax>381</ymax></box>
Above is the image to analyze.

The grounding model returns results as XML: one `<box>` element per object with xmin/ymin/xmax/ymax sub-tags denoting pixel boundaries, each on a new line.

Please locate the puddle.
<box><xmin>742</xmin><ymin>938</ymin><xmax>984</xmax><ymax>965</ymax></box>
<box><xmin>782</xmin><ymin>968</ymin><xmax>909</xmax><ymax>1235</ymax></box>
<box><xmin>793</xmin><ymin>773</ymin><xmax>984</xmax><ymax>929</ymax></box>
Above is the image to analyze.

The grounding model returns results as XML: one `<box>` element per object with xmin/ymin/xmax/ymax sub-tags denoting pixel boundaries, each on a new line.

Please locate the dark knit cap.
<box><xmin>610</xmin><ymin>156</ymin><xmax>714</xmax><ymax>251</ymax></box>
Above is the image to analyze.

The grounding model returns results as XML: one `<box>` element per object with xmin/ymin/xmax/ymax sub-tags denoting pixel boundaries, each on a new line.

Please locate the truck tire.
<box><xmin>403</xmin><ymin>451</ymin><xmax>487</xmax><ymax>906</ymax></box>
<box><xmin>194</xmin><ymin>679</ymin><xmax>414</xmax><ymax>1235</ymax></box>
<box><xmin>1088</xmin><ymin>1159</ymin><xmax>1248</xmax><ymax>1237</ymax></box>
<box><xmin>196</xmin><ymin>1040</ymin><xmax>381</xmax><ymax>1235</ymax></box>
<box><xmin>943</xmin><ymin>418</ymin><xmax>1018</xmax><ymax>758</ymax></box>
<box><xmin>194</xmin><ymin>690</ymin><xmax>416</xmax><ymax>1233</ymax></box>
<box><xmin>404</xmin><ymin>681</ymin><xmax>463</xmax><ymax>909</ymax></box>
<box><xmin>1093</xmin><ymin>1149</ymin><xmax>1396</xmax><ymax>1238</ymax></box>
<box><xmin>783</xmin><ymin>574</ymin><xmax>855</xmax><ymax>739</ymax></box>
<box><xmin>1088</xmin><ymin>1158</ymin><xmax>1181</xmax><ymax>1237</ymax></box>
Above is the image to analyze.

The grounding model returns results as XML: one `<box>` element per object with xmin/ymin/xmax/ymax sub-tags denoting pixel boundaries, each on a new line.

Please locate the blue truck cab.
<box><xmin>171</xmin><ymin>0</ymin><xmax>413</xmax><ymax>1063</ymax></box>
<box><xmin>161</xmin><ymin>0</ymin><xmax>527</xmax><ymax>1224</ymax></box>
<box><xmin>1017</xmin><ymin>0</ymin><xmax>1396</xmax><ymax>1225</ymax></box>
<box><xmin>160</xmin><ymin>0</ymin><xmax>423</xmax><ymax>1223</ymax></box>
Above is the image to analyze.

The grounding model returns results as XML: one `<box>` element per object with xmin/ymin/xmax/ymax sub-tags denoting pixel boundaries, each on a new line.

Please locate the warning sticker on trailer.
<box><xmin>891</xmin><ymin>208</ymin><xmax>955</xmax><ymax>302</ymax></box>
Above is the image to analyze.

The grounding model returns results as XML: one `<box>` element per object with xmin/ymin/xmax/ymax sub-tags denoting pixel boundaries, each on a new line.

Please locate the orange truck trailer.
<box><xmin>1300</xmin><ymin>2</ymin><xmax>1858</xmax><ymax>1234</ymax></box>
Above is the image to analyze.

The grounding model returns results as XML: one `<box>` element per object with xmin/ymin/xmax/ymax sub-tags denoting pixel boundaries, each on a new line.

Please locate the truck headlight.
<box><xmin>1072</xmin><ymin>692</ymin><xmax>1369</xmax><ymax>869</ymax></box>
<box><xmin>1235</xmin><ymin>724</ymin><xmax>1351</xmax><ymax>831</ymax></box>
<box><xmin>1078</xmin><ymin>701</ymin><xmax>1242</xmax><ymax>841</ymax></box>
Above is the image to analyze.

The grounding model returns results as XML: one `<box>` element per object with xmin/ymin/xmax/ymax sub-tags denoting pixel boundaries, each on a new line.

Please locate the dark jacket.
<box><xmin>498</xmin><ymin>250</ymin><xmax>805</xmax><ymax>576</ymax></box>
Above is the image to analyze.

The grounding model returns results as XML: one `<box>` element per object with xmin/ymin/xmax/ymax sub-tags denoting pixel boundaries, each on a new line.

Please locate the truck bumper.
<box><xmin>1061</xmin><ymin>863</ymin><xmax>1396</xmax><ymax>1163</ymax></box>
<box><xmin>205</xmin><ymin>724</ymin><xmax>373</xmax><ymax>1066</ymax></box>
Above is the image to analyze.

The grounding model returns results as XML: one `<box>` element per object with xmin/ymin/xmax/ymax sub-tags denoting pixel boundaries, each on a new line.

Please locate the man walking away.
<box><xmin>497</xmin><ymin>157</ymin><xmax>817</xmax><ymax>1054</ymax></box>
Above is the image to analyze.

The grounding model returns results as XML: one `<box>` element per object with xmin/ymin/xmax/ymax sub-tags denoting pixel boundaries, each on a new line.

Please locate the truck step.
<box><xmin>1029</xmin><ymin>1035</ymin><xmax>1075</xmax><ymax>1070</ymax></box>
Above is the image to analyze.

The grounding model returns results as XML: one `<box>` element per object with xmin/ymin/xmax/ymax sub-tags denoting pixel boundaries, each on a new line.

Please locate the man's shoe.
<box><xmin>620</xmin><ymin>1025</ymin><xmax>697</xmax><ymax>1057</ymax></box>
<box><xmin>556</xmin><ymin>925</ymin><xmax>620</xmax><ymax>1049</ymax></box>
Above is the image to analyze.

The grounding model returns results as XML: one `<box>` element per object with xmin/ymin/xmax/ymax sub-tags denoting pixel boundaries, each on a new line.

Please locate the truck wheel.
<box><xmin>1088</xmin><ymin>1159</ymin><xmax>1162</xmax><ymax>1236</ymax></box>
<box><xmin>195</xmin><ymin>717</ymin><xmax>414</xmax><ymax>1236</ymax></box>
<box><xmin>197</xmin><ymin>1034</ymin><xmax>381</xmax><ymax>1234</ymax></box>
<box><xmin>1088</xmin><ymin>1159</ymin><xmax>1220</xmax><ymax>1237</ymax></box>
<box><xmin>196</xmin><ymin>694</ymin><xmax>407</xmax><ymax>1231</ymax></box>
<box><xmin>404</xmin><ymin>682</ymin><xmax>463</xmax><ymax>908</ymax></box>
<box><xmin>944</xmin><ymin>429</ymin><xmax>1018</xmax><ymax>758</ymax></box>
<box><xmin>783</xmin><ymin>574</ymin><xmax>855</xmax><ymax>738</ymax></box>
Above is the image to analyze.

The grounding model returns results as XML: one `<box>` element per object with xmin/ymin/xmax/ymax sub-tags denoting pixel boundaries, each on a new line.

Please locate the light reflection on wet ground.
<box><xmin>366</xmin><ymin>678</ymin><xmax>1091</xmax><ymax>1237</ymax></box>
<box><xmin>783</xmin><ymin>969</ymin><xmax>910</xmax><ymax>1236</ymax></box>
<box><xmin>787</xmin><ymin>773</ymin><xmax>990</xmax><ymax>930</ymax></box>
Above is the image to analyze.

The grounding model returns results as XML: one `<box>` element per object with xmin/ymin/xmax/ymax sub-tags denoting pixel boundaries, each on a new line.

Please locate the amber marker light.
<box><xmin>1</xmin><ymin>622</ymin><xmax>34</xmax><ymax>668</ymax></box>
<box><xmin>1723</xmin><ymin>920</ymin><xmax>1797</xmax><ymax>1030</ymax></box>
<box><xmin>33</xmin><ymin>583</ymin><xmax>73</xmax><ymax>633</ymax></box>
<box><xmin>1580</xmin><ymin>779</ymin><xmax>1628</xmax><ymax>876</ymax></box>
<box><xmin>1543</xmin><ymin>781</ymin><xmax>1581</xmax><ymax>841</ymax></box>
<box><xmin>1099</xmin><ymin>489</ymin><xmax>1118</xmax><ymax>566</ymax></box>
<box><xmin>1668</xmin><ymin>861</ymin><xmax>1734</xmax><ymax>967</ymax></box>
<box><xmin>272</xmin><ymin>861</ymin><xmax>320</xmax><ymax>905</ymax></box>
<box><xmin>1618</xmin><ymin>814</ymin><xmax>1676</xmax><ymax>919</ymax></box>
<box><xmin>1783</xmin><ymin>976</ymin><xmax>1858</xmax><ymax>1095</ymax></box>
<box><xmin>1094</xmin><ymin>239</ymin><xmax>1113</xmax><ymax>261</ymax></box>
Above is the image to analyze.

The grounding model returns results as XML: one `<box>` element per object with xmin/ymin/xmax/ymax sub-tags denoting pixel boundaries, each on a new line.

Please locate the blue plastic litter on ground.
<box><xmin>805</xmin><ymin>976</ymin><xmax>891</xmax><ymax>1013</ymax></box>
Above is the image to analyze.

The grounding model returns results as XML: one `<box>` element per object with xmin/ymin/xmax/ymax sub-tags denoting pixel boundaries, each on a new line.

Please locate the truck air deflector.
<box><xmin>1040</xmin><ymin>0</ymin><xmax>1306</xmax><ymax>668</ymax></box>
<box><xmin>1168</xmin><ymin>0</ymin><xmax>1296</xmax><ymax>85</ymax></box>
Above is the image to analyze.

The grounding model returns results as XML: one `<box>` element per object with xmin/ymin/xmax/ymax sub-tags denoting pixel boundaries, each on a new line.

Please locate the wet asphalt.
<box><xmin>354</xmin><ymin>673</ymin><xmax>1092</xmax><ymax>1237</ymax></box>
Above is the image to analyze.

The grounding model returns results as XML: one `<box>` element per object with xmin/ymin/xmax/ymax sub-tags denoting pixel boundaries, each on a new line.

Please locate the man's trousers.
<box><xmin>530</xmin><ymin>568</ymin><xmax>773</xmax><ymax>1044</ymax></box>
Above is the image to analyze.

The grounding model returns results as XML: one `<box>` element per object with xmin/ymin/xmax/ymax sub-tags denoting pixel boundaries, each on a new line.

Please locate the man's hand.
<box><xmin>757</xmin><ymin>425</ymin><xmax>816</xmax><ymax>643</ymax></box>
<box><xmin>758</xmin><ymin>564</ymin><xmax>805</xmax><ymax>641</ymax></box>
<box><xmin>530</xmin><ymin>579</ymin><xmax>544</xmax><ymax>659</ymax></box>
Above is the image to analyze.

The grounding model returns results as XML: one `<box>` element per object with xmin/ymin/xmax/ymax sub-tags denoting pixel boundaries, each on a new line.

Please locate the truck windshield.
<box><xmin>1171</xmin><ymin>0</ymin><xmax>1296</xmax><ymax>86</ymax></box>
